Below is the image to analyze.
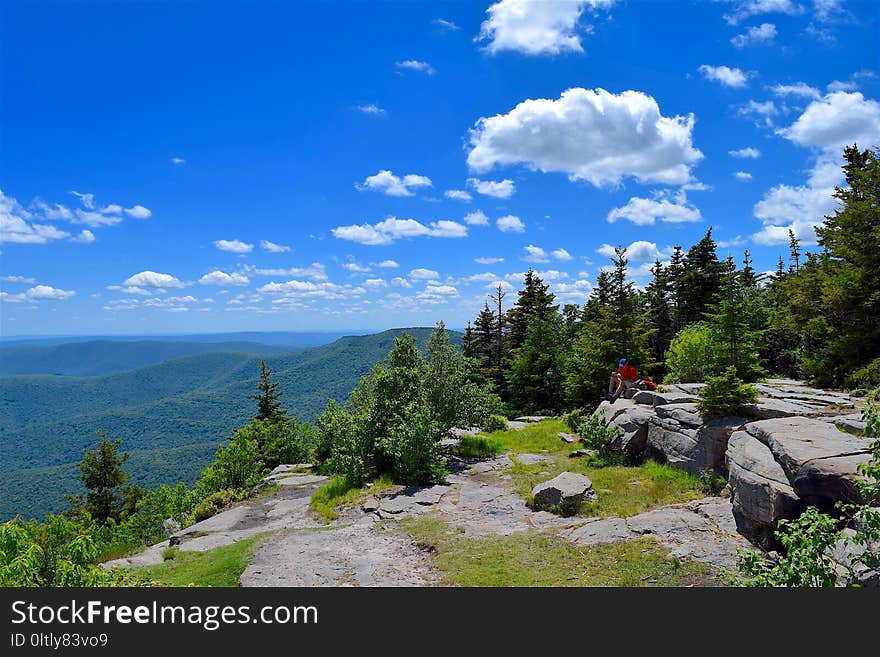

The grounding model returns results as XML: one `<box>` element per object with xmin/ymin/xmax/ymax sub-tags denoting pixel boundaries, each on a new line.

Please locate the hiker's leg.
<box><xmin>608</xmin><ymin>372</ymin><xmax>620</xmax><ymax>393</ymax></box>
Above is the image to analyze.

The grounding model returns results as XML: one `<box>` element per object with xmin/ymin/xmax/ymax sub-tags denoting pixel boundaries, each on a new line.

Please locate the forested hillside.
<box><xmin>0</xmin><ymin>328</ymin><xmax>451</xmax><ymax>521</ymax></box>
<box><xmin>0</xmin><ymin>339</ymin><xmax>290</xmax><ymax>376</ymax></box>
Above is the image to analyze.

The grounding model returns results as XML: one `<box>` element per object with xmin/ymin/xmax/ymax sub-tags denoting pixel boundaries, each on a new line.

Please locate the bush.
<box><xmin>577</xmin><ymin>411</ymin><xmax>621</xmax><ymax>463</ymax></box>
<box><xmin>482</xmin><ymin>414</ymin><xmax>508</xmax><ymax>433</ymax></box>
<box><xmin>664</xmin><ymin>323</ymin><xmax>715</xmax><ymax>383</ymax></box>
<box><xmin>193</xmin><ymin>489</ymin><xmax>238</xmax><ymax>523</ymax></box>
<box><xmin>849</xmin><ymin>358</ymin><xmax>880</xmax><ymax>389</ymax></box>
<box><xmin>725</xmin><ymin>507</ymin><xmax>842</xmax><ymax>587</ymax></box>
<box><xmin>563</xmin><ymin>408</ymin><xmax>585</xmax><ymax>433</ymax></box>
<box><xmin>696</xmin><ymin>367</ymin><xmax>759</xmax><ymax>419</ymax></box>
<box><xmin>195</xmin><ymin>430</ymin><xmax>268</xmax><ymax>498</ymax></box>
<box><xmin>454</xmin><ymin>435</ymin><xmax>503</xmax><ymax>458</ymax></box>
<box><xmin>389</xmin><ymin>407</ymin><xmax>446</xmax><ymax>485</ymax></box>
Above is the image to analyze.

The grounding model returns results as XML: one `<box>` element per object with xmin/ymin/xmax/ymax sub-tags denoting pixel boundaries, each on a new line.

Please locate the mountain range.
<box><xmin>0</xmin><ymin>328</ymin><xmax>450</xmax><ymax>521</ymax></box>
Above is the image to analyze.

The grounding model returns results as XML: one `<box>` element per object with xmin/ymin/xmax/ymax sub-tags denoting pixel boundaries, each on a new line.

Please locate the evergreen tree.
<box><xmin>666</xmin><ymin>245</ymin><xmax>685</xmax><ymax>331</ymax></box>
<box><xmin>506</xmin><ymin>269</ymin><xmax>557</xmax><ymax>353</ymax></box>
<box><xmin>775</xmin><ymin>256</ymin><xmax>787</xmax><ymax>281</ymax></box>
<box><xmin>678</xmin><ymin>228</ymin><xmax>724</xmax><ymax>326</ymax></box>
<box><xmin>508</xmin><ymin>315</ymin><xmax>566</xmax><ymax>413</ymax></box>
<box><xmin>67</xmin><ymin>430</ymin><xmax>132</xmax><ymax>525</ymax></box>
<box><xmin>706</xmin><ymin>256</ymin><xmax>764</xmax><ymax>381</ymax></box>
<box><xmin>252</xmin><ymin>360</ymin><xmax>287</xmax><ymax>423</ymax></box>
<box><xmin>741</xmin><ymin>249</ymin><xmax>758</xmax><ymax>288</ymax></box>
<box><xmin>644</xmin><ymin>259</ymin><xmax>673</xmax><ymax>378</ymax></box>
<box><xmin>473</xmin><ymin>301</ymin><xmax>501</xmax><ymax>390</ymax></box>
<box><xmin>788</xmin><ymin>229</ymin><xmax>802</xmax><ymax>273</ymax></box>
<box><xmin>462</xmin><ymin>321</ymin><xmax>477</xmax><ymax>359</ymax></box>
<box><xmin>564</xmin><ymin>248</ymin><xmax>652</xmax><ymax>406</ymax></box>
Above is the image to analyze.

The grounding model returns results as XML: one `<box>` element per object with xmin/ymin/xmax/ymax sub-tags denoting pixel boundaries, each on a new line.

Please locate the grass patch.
<box><xmin>453</xmin><ymin>435</ymin><xmax>504</xmax><ymax>458</ymax></box>
<box><xmin>401</xmin><ymin>515</ymin><xmax>711</xmax><ymax>587</ymax></box>
<box><xmin>481</xmin><ymin>419</ymin><xmax>704</xmax><ymax>518</ymax></box>
<box><xmin>309</xmin><ymin>475</ymin><xmax>395</xmax><ymax>523</ymax></box>
<box><xmin>135</xmin><ymin>533</ymin><xmax>271</xmax><ymax>587</ymax></box>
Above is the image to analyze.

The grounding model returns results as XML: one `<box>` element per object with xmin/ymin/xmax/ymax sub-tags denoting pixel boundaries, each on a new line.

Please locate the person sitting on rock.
<box><xmin>608</xmin><ymin>358</ymin><xmax>639</xmax><ymax>402</ymax></box>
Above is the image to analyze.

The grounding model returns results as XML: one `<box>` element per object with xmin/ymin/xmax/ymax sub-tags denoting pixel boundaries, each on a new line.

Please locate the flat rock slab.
<box><xmin>514</xmin><ymin>416</ymin><xmax>551</xmax><ymax>423</ymax></box>
<box><xmin>269</xmin><ymin>464</ymin><xmax>314</xmax><ymax>476</ymax></box>
<box><xmin>515</xmin><ymin>453</ymin><xmax>555</xmax><ymax>465</ymax></box>
<box><xmin>273</xmin><ymin>473</ymin><xmax>329</xmax><ymax>487</ymax></box>
<box><xmin>655</xmin><ymin>403</ymin><xmax>702</xmax><ymax>427</ymax></box>
<box><xmin>378</xmin><ymin>485</ymin><xmax>451</xmax><ymax>515</ymax></box>
<box><xmin>240</xmin><ymin>518</ymin><xmax>434</xmax><ymax>587</ymax></box>
<box><xmin>506</xmin><ymin>421</ymin><xmax>529</xmax><ymax>431</ymax></box>
<box><xmin>558</xmin><ymin>432</ymin><xmax>579</xmax><ymax>444</ymax></box>
<box><xmin>633</xmin><ymin>390</ymin><xmax>699</xmax><ymax>406</ymax></box>
<box><xmin>745</xmin><ymin>416</ymin><xmax>872</xmax><ymax>504</ymax></box>
<box><xmin>450</xmin><ymin>427</ymin><xmax>481</xmax><ymax>438</ymax></box>
<box><xmin>744</xmin><ymin>398</ymin><xmax>823</xmax><ymax>420</ymax></box>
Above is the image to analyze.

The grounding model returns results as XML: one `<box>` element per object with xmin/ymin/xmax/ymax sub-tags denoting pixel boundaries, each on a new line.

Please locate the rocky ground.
<box><xmin>106</xmin><ymin>378</ymin><xmax>875</xmax><ymax>587</ymax></box>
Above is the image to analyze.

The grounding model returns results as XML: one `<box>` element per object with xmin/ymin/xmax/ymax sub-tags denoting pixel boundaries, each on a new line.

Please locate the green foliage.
<box><xmin>389</xmin><ymin>405</ymin><xmax>446</xmax><ymax>485</ymax></box>
<box><xmin>726</xmin><ymin>507</ymin><xmax>842</xmax><ymax>587</ymax></box>
<box><xmin>316</xmin><ymin>325</ymin><xmax>497</xmax><ymax>488</ymax></box>
<box><xmin>453</xmin><ymin>435</ymin><xmax>503</xmax><ymax>458</ymax></box>
<box><xmin>235</xmin><ymin>418</ymin><xmax>310</xmax><ymax>470</ymax></box>
<box><xmin>195</xmin><ymin>429</ymin><xmax>267</xmax><ymax>498</ymax></box>
<box><xmin>192</xmin><ymin>489</ymin><xmax>239</xmax><ymax>523</ymax></box>
<box><xmin>562</xmin><ymin>408</ymin><xmax>585</xmax><ymax>433</ymax></box>
<box><xmin>251</xmin><ymin>360</ymin><xmax>287</xmax><ymax>423</ymax></box>
<box><xmin>664</xmin><ymin>323</ymin><xmax>715</xmax><ymax>383</ymax></box>
<box><xmin>850</xmin><ymin>358</ymin><xmax>880</xmax><ymax>389</ymax></box>
<box><xmin>508</xmin><ymin>316</ymin><xmax>567</xmax><ymax>413</ymax></box>
<box><xmin>0</xmin><ymin>515</ymin><xmax>143</xmax><ymax>587</ymax></box>
<box><xmin>696</xmin><ymin>367</ymin><xmax>759</xmax><ymax>419</ymax></box>
<box><xmin>577</xmin><ymin>411</ymin><xmax>622</xmax><ymax>463</ymax></box>
<box><xmin>66</xmin><ymin>430</ymin><xmax>132</xmax><ymax>525</ymax></box>
<box><xmin>482</xmin><ymin>414</ymin><xmax>509</xmax><ymax>433</ymax></box>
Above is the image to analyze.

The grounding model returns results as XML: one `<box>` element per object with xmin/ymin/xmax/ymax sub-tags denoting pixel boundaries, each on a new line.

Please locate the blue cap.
<box><xmin>619</xmin><ymin>358</ymin><xmax>628</xmax><ymax>366</ymax></box>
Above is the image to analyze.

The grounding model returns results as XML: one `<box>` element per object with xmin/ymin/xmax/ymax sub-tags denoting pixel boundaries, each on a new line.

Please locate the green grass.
<box><xmin>452</xmin><ymin>435</ymin><xmax>504</xmax><ymax>458</ymax></box>
<box><xmin>309</xmin><ymin>475</ymin><xmax>395</xmax><ymax>522</ymax></box>
<box><xmin>401</xmin><ymin>515</ymin><xmax>711</xmax><ymax>587</ymax></box>
<box><xmin>481</xmin><ymin>419</ymin><xmax>704</xmax><ymax>518</ymax></box>
<box><xmin>134</xmin><ymin>533</ymin><xmax>271</xmax><ymax>586</ymax></box>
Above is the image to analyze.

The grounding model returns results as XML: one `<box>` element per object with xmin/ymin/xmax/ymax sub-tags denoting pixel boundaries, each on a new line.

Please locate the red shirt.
<box><xmin>618</xmin><ymin>364</ymin><xmax>638</xmax><ymax>381</ymax></box>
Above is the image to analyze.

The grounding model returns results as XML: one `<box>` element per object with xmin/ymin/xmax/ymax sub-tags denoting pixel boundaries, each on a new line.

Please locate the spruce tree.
<box><xmin>506</xmin><ymin>269</ymin><xmax>557</xmax><ymax>353</ymax></box>
<box><xmin>67</xmin><ymin>430</ymin><xmax>131</xmax><ymax>524</ymax></box>
<box><xmin>508</xmin><ymin>315</ymin><xmax>566</xmax><ymax>413</ymax></box>
<box><xmin>741</xmin><ymin>249</ymin><xmax>758</xmax><ymax>288</ymax></box>
<box><xmin>706</xmin><ymin>256</ymin><xmax>763</xmax><ymax>381</ymax></box>
<box><xmin>678</xmin><ymin>228</ymin><xmax>724</xmax><ymax>326</ymax></box>
<box><xmin>788</xmin><ymin>229</ymin><xmax>802</xmax><ymax>273</ymax></box>
<box><xmin>252</xmin><ymin>360</ymin><xmax>287</xmax><ymax>423</ymax></box>
<box><xmin>644</xmin><ymin>259</ymin><xmax>673</xmax><ymax>377</ymax></box>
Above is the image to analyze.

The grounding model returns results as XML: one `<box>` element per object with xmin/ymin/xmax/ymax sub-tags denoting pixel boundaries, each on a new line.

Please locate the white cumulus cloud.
<box><xmin>466</xmin><ymin>87</ymin><xmax>702</xmax><ymax>187</ymax></box>
<box><xmin>731</xmin><ymin>22</ymin><xmax>777</xmax><ymax>47</ymax></box>
<box><xmin>467</xmin><ymin>178</ymin><xmax>516</xmax><ymax>198</ymax></box>
<box><xmin>260</xmin><ymin>240</ymin><xmax>290</xmax><ymax>253</ymax></box>
<box><xmin>356</xmin><ymin>170</ymin><xmax>433</xmax><ymax>197</ymax></box>
<box><xmin>332</xmin><ymin>217</ymin><xmax>467</xmax><ymax>245</ymax></box>
<box><xmin>698</xmin><ymin>64</ymin><xmax>749</xmax><ymax>88</ymax></box>
<box><xmin>463</xmin><ymin>210</ymin><xmax>490</xmax><ymax>225</ymax></box>
<box><xmin>214</xmin><ymin>239</ymin><xmax>254</xmax><ymax>254</ymax></box>
<box><xmin>199</xmin><ymin>270</ymin><xmax>250</xmax><ymax>286</ymax></box>
<box><xmin>496</xmin><ymin>215</ymin><xmax>525</xmax><ymax>232</ymax></box>
<box><xmin>123</xmin><ymin>271</ymin><xmax>185</xmax><ymax>288</ymax></box>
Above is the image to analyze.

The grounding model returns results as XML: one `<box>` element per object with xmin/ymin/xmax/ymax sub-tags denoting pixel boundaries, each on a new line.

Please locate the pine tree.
<box><xmin>644</xmin><ymin>259</ymin><xmax>673</xmax><ymax>377</ymax></box>
<box><xmin>508</xmin><ymin>315</ymin><xmax>566</xmax><ymax>413</ymax></box>
<box><xmin>788</xmin><ymin>229</ymin><xmax>802</xmax><ymax>273</ymax></box>
<box><xmin>462</xmin><ymin>321</ymin><xmax>477</xmax><ymax>359</ymax></box>
<box><xmin>252</xmin><ymin>360</ymin><xmax>287</xmax><ymax>423</ymax></box>
<box><xmin>706</xmin><ymin>256</ymin><xmax>763</xmax><ymax>381</ymax></box>
<box><xmin>774</xmin><ymin>255</ymin><xmax>787</xmax><ymax>281</ymax></box>
<box><xmin>67</xmin><ymin>430</ymin><xmax>132</xmax><ymax>524</ymax></box>
<box><xmin>506</xmin><ymin>269</ymin><xmax>557</xmax><ymax>353</ymax></box>
<box><xmin>678</xmin><ymin>228</ymin><xmax>724</xmax><ymax>326</ymax></box>
<box><xmin>667</xmin><ymin>245</ymin><xmax>685</xmax><ymax>331</ymax></box>
<box><xmin>741</xmin><ymin>249</ymin><xmax>758</xmax><ymax>288</ymax></box>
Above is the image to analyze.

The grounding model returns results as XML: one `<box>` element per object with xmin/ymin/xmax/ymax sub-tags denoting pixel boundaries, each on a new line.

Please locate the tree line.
<box><xmin>462</xmin><ymin>145</ymin><xmax>880</xmax><ymax>415</ymax></box>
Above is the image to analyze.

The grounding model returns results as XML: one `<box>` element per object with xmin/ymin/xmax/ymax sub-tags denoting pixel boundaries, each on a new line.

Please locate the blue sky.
<box><xmin>2</xmin><ymin>0</ymin><xmax>879</xmax><ymax>336</ymax></box>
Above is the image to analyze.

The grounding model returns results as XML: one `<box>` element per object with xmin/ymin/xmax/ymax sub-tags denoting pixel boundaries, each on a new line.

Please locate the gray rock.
<box><xmin>655</xmin><ymin>402</ymin><xmax>702</xmax><ymax>427</ymax></box>
<box><xmin>743</xmin><ymin>398</ymin><xmax>822</xmax><ymax>420</ymax></box>
<box><xmin>726</xmin><ymin>431</ymin><xmax>803</xmax><ymax>546</ymax></box>
<box><xmin>362</xmin><ymin>498</ymin><xmax>379</xmax><ymax>513</ymax></box>
<box><xmin>450</xmin><ymin>427</ymin><xmax>481</xmax><ymax>438</ymax></box>
<box><xmin>665</xmin><ymin>383</ymin><xmax>706</xmax><ymax>395</ymax></box>
<box><xmin>515</xmin><ymin>453</ymin><xmax>555</xmax><ymax>466</ymax></box>
<box><xmin>607</xmin><ymin>404</ymin><xmax>656</xmax><ymax>457</ymax></box>
<box><xmin>819</xmin><ymin>413</ymin><xmax>867</xmax><ymax>435</ymax></box>
<box><xmin>514</xmin><ymin>415</ymin><xmax>550</xmax><ymax>423</ymax></box>
<box><xmin>531</xmin><ymin>472</ymin><xmax>597</xmax><ymax>513</ymax></box>
<box><xmin>569</xmin><ymin>449</ymin><xmax>596</xmax><ymax>458</ymax></box>
<box><xmin>162</xmin><ymin>518</ymin><xmax>181</xmax><ymax>537</ymax></box>
<box><xmin>745</xmin><ymin>416</ymin><xmax>872</xmax><ymax>506</ymax></box>
<box><xmin>646</xmin><ymin>416</ymin><xmax>744</xmax><ymax>475</ymax></box>
<box><xmin>558</xmin><ymin>432</ymin><xmax>579</xmax><ymax>444</ymax></box>
<box><xmin>633</xmin><ymin>389</ymin><xmax>700</xmax><ymax>406</ymax></box>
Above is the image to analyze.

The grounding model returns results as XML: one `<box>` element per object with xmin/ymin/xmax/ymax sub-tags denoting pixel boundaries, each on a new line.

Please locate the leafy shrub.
<box><xmin>849</xmin><ymin>358</ymin><xmax>880</xmax><ymax>389</ymax></box>
<box><xmin>696</xmin><ymin>367</ymin><xmax>759</xmax><ymax>419</ymax></box>
<box><xmin>482</xmin><ymin>414</ymin><xmax>508</xmax><ymax>433</ymax></box>
<box><xmin>0</xmin><ymin>515</ymin><xmax>143</xmax><ymax>587</ymax></box>
<box><xmin>664</xmin><ymin>323</ymin><xmax>715</xmax><ymax>383</ymax></box>
<box><xmin>193</xmin><ymin>489</ymin><xmax>238</xmax><ymax>523</ymax></box>
<box><xmin>195</xmin><ymin>430</ymin><xmax>267</xmax><ymax>498</ymax></box>
<box><xmin>454</xmin><ymin>435</ymin><xmax>503</xmax><ymax>458</ymax></box>
<box><xmin>577</xmin><ymin>411</ymin><xmax>621</xmax><ymax>463</ymax></box>
<box><xmin>699</xmin><ymin>470</ymin><xmax>727</xmax><ymax>496</ymax></box>
<box><xmin>563</xmin><ymin>408</ymin><xmax>585</xmax><ymax>433</ymax></box>
<box><xmin>389</xmin><ymin>407</ymin><xmax>446</xmax><ymax>485</ymax></box>
<box><xmin>725</xmin><ymin>507</ymin><xmax>842</xmax><ymax>587</ymax></box>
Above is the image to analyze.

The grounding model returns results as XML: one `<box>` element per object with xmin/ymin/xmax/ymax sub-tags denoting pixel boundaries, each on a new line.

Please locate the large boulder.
<box><xmin>608</xmin><ymin>405</ymin><xmax>655</xmax><ymax>457</ymax></box>
<box><xmin>655</xmin><ymin>402</ymin><xmax>702</xmax><ymax>427</ymax></box>
<box><xmin>744</xmin><ymin>417</ymin><xmax>872</xmax><ymax>508</ymax></box>
<box><xmin>531</xmin><ymin>472</ymin><xmax>597</xmax><ymax>514</ymax></box>
<box><xmin>646</xmin><ymin>416</ymin><xmax>744</xmax><ymax>475</ymax></box>
<box><xmin>743</xmin><ymin>398</ymin><xmax>823</xmax><ymax>420</ymax></box>
<box><xmin>726</xmin><ymin>431</ymin><xmax>803</xmax><ymax>547</ymax></box>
